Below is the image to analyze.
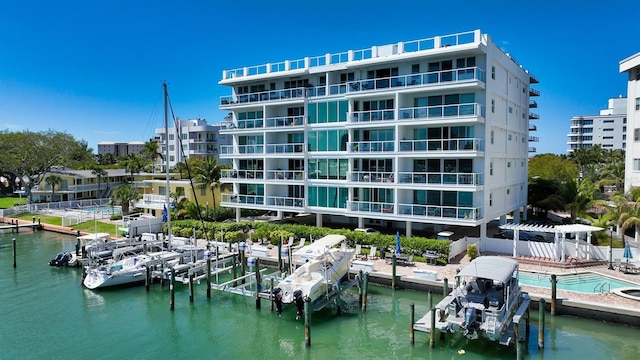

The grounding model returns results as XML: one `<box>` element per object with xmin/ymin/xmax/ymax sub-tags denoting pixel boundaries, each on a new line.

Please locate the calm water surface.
<box><xmin>1</xmin><ymin>231</ymin><xmax>638</xmax><ymax>360</ymax></box>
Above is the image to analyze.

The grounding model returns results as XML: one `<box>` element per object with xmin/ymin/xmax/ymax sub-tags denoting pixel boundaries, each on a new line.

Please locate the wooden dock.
<box><xmin>0</xmin><ymin>222</ymin><xmax>42</xmax><ymax>231</ymax></box>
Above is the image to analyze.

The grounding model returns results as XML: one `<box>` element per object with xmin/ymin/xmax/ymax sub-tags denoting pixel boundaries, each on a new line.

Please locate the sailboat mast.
<box><xmin>163</xmin><ymin>82</ymin><xmax>172</xmax><ymax>250</ymax></box>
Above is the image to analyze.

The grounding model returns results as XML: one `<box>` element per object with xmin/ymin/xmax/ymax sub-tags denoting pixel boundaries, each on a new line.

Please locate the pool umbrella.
<box><xmin>162</xmin><ymin>204</ymin><xmax>168</xmax><ymax>223</ymax></box>
<box><xmin>395</xmin><ymin>231</ymin><xmax>401</xmax><ymax>254</ymax></box>
<box><xmin>623</xmin><ymin>242</ymin><xmax>633</xmax><ymax>263</ymax></box>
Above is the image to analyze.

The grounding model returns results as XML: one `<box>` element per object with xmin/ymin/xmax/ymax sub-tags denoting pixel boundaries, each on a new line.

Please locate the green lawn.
<box><xmin>0</xmin><ymin>195</ymin><xmax>27</xmax><ymax>209</ymax></box>
<box><xmin>12</xmin><ymin>213</ymin><xmax>119</xmax><ymax>237</ymax></box>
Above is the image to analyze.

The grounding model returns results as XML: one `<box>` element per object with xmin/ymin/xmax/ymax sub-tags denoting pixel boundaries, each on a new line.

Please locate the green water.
<box><xmin>1</xmin><ymin>231</ymin><xmax>638</xmax><ymax>360</ymax></box>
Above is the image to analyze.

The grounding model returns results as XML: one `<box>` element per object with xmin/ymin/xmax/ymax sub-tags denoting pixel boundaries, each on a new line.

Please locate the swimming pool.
<box><xmin>81</xmin><ymin>206</ymin><xmax>122</xmax><ymax>215</ymax></box>
<box><xmin>519</xmin><ymin>271</ymin><xmax>639</xmax><ymax>294</ymax></box>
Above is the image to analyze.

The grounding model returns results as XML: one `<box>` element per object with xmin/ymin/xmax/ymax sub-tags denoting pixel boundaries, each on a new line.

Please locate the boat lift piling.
<box><xmin>550</xmin><ymin>274</ymin><xmax>557</xmax><ymax>316</ymax></box>
<box><xmin>170</xmin><ymin>267</ymin><xmax>175</xmax><ymax>311</ymax></box>
<box><xmin>442</xmin><ymin>278</ymin><xmax>448</xmax><ymax>297</ymax></box>
<box><xmin>206</xmin><ymin>255</ymin><xmax>212</xmax><ymax>299</ymax></box>
<box><xmin>429</xmin><ymin>307</ymin><xmax>436</xmax><ymax>348</ymax></box>
<box><xmin>304</xmin><ymin>296</ymin><xmax>311</xmax><ymax>346</ymax></box>
<box><xmin>12</xmin><ymin>237</ymin><xmax>17</xmax><ymax>268</ymax></box>
<box><xmin>391</xmin><ymin>253</ymin><xmax>397</xmax><ymax>290</ymax></box>
<box><xmin>538</xmin><ymin>298</ymin><xmax>546</xmax><ymax>349</ymax></box>
<box><xmin>410</xmin><ymin>303</ymin><xmax>415</xmax><ymax>344</ymax></box>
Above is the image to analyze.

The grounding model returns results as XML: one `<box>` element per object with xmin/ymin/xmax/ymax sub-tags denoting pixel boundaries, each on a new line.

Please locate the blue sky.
<box><xmin>1</xmin><ymin>0</ymin><xmax>638</xmax><ymax>155</ymax></box>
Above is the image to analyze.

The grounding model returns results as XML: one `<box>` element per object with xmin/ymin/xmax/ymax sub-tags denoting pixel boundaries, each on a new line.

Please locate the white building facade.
<box><xmin>567</xmin><ymin>97</ymin><xmax>627</xmax><ymax>153</ymax></box>
<box><xmin>155</xmin><ymin>118</ymin><xmax>228</xmax><ymax>169</ymax></box>
<box><xmin>621</xmin><ymin>52</ymin><xmax>640</xmax><ymax>192</ymax></box>
<box><xmin>97</xmin><ymin>141</ymin><xmax>145</xmax><ymax>157</ymax></box>
<box><xmin>217</xmin><ymin>30</ymin><xmax>537</xmax><ymax>237</ymax></box>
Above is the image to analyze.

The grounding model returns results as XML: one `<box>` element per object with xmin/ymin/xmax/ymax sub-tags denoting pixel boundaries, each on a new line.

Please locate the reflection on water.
<box><xmin>0</xmin><ymin>231</ymin><xmax>639</xmax><ymax>359</ymax></box>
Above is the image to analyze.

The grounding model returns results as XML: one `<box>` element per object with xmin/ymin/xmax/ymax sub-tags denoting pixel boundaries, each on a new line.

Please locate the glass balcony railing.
<box><xmin>265</xmin><ymin>116</ymin><xmax>304</xmax><ymax>128</ymax></box>
<box><xmin>222</xmin><ymin>170</ymin><xmax>264</xmax><ymax>180</ymax></box>
<box><xmin>345</xmin><ymin>67</ymin><xmax>484</xmax><ymax>94</ymax></box>
<box><xmin>265</xmin><ymin>170</ymin><xmax>305</xmax><ymax>180</ymax></box>
<box><xmin>397</xmin><ymin>172</ymin><xmax>481</xmax><ymax>185</ymax></box>
<box><xmin>398</xmin><ymin>138</ymin><xmax>481</xmax><ymax>152</ymax></box>
<box><xmin>349</xmin><ymin>171</ymin><xmax>395</xmax><ymax>183</ymax></box>
<box><xmin>347</xmin><ymin>201</ymin><xmax>395</xmax><ymax>214</ymax></box>
<box><xmin>220</xmin><ymin>87</ymin><xmax>307</xmax><ymax>106</ymax></box>
<box><xmin>265</xmin><ymin>143</ymin><xmax>304</xmax><ymax>154</ymax></box>
<box><xmin>348</xmin><ymin>109</ymin><xmax>395</xmax><ymax>123</ymax></box>
<box><xmin>349</xmin><ymin>140</ymin><xmax>395</xmax><ymax>153</ymax></box>
<box><xmin>266</xmin><ymin>196</ymin><xmax>304</xmax><ymax>208</ymax></box>
<box><xmin>396</xmin><ymin>204</ymin><xmax>482</xmax><ymax>220</ymax></box>
<box><xmin>399</xmin><ymin>103</ymin><xmax>484</xmax><ymax>121</ymax></box>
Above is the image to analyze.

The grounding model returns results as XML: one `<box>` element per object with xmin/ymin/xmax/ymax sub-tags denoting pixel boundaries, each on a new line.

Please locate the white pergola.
<box><xmin>499</xmin><ymin>223</ymin><xmax>604</xmax><ymax>261</ymax></box>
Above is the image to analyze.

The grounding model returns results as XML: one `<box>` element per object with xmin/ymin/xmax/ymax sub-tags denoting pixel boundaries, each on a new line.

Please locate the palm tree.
<box><xmin>119</xmin><ymin>154</ymin><xmax>145</xmax><ymax>182</ymax></box>
<box><xmin>109</xmin><ymin>183</ymin><xmax>140</xmax><ymax>215</ymax></box>
<box><xmin>141</xmin><ymin>141</ymin><xmax>164</xmax><ymax>173</ymax></box>
<box><xmin>44</xmin><ymin>174</ymin><xmax>62</xmax><ymax>202</ymax></box>
<box><xmin>173</xmin><ymin>161</ymin><xmax>188</xmax><ymax>178</ymax></box>
<box><xmin>91</xmin><ymin>167</ymin><xmax>108</xmax><ymax>198</ymax></box>
<box><xmin>540</xmin><ymin>178</ymin><xmax>600</xmax><ymax>223</ymax></box>
<box><xmin>194</xmin><ymin>157</ymin><xmax>221</xmax><ymax>221</ymax></box>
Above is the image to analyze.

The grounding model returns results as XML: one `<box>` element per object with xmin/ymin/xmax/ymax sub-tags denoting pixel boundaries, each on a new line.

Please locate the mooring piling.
<box><xmin>13</xmin><ymin>237</ymin><xmax>17</xmax><ymax>268</ymax></box>
<box><xmin>550</xmin><ymin>274</ymin><xmax>557</xmax><ymax>316</ymax></box>
<box><xmin>409</xmin><ymin>302</ymin><xmax>415</xmax><ymax>344</ymax></box>
<box><xmin>304</xmin><ymin>297</ymin><xmax>311</xmax><ymax>346</ymax></box>
<box><xmin>170</xmin><ymin>267</ymin><xmax>175</xmax><ymax>311</ymax></box>
<box><xmin>538</xmin><ymin>298</ymin><xmax>546</xmax><ymax>349</ymax></box>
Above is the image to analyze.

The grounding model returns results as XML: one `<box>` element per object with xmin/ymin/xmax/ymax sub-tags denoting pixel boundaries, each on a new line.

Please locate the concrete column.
<box><xmin>406</xmin><ymin>221</ymin><xmax>412</xmax><ymax>238</ymax></box>
<box><xmin>235</xmin><ymin>208</ymin><xmax>241</xmax><ymax>222</ymax></box>
<box><xmin>315</xmin><ymin>213</ymin><xmax>323</xmax><ymax>228</ymax></box>
<box><xmin>358</xmin><ymin>218</ymin><xmax>364</xmax><ymax>229</ymax></box>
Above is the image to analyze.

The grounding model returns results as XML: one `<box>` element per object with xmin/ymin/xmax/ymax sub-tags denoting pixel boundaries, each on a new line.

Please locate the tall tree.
<box><xmin>110</xmin><ymin>183</ymin><xmax>140</xmax><ymax>215</ymax></box>
<box><xmin>44</xmin><ymin>174</ymin><xmax>62</xmax><ymax>202</ymax></box>
<box><xmin>91</xmin><ymin>167</ymin><xmax>108</xmax><ymax>198</ymax></box>
<box><xmin>140</xmin><ymin>141</ymin><xmax>164</xmax><ymax>173</ymax></box>
<box><xmin>119</xmin><ymin>153</ymin><xmax>145</xmax><ymax>182</ymax></box>
<box><xmin>194</xmin><ymin>157</ymin><xmax>221</xmax><ymax>221</ymax></box>
<box><xmin>66</xmin><ymin>140</ymin><xmax>96</xmax><ymax>170</ymax></box>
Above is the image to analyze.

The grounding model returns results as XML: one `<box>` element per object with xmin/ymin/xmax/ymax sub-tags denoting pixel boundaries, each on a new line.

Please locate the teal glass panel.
<box><xmin>318</xmin><ymin>187</ymin><xmax>327</xmax><ymax>207</ymax></box>
<box><xmin>328</xmin><ymin>130</ymin><xmax>338</xmax><ymax>151</ymax></box>
<box><xmin>318</xmin><ymin>131</ymin><xmax>327</xmax><ymax>151</ymax></box>
<box><xmin>339</xmin><ymin>159</ymin><xmax>348</xmax><ymax>179</ymax></box>
<box><xmin>413</xmin><ymin>190</ymin><xmax>426</xmax><ymax>205</ymax></box>
<box><xmin>339</xmin><ymin>188</ymin><xmax>348</xmax><ymax>208</ymax></box>
<box><xmin>308</xmin><ymin>132</ymin><xmax>317</xmax><ymax>151</ymax></box>
<box><xmin>308</xmin><ymin>187</ymin><xmax>317</xmax><ymax>206</ymax></box>
<box><xmin>458</xmin><ymin>192</ymin><xmax>472</xmax><ymax>207</ymax></box>
<box><xmin>339</xmin><ymin>130</ymin><xmax>348</xmax><ymax>151</ymax></box>
<box><xmin>308</xmin><ymin>103</ymin><xmax>317</xmax><ymax>124</ymax></box>
<box><xmin>426</xmin><ymin>190</ymin><xmax>440</xmax><ymax>205</ymax></box>
<box><xmin>328</xmin><ymin>102</ymin><xmax>338</xmax><ymax>123</ymax></box>
<box><xmin>338</xmin><ymin>101</ymin><xmax>348</xmax><ymax>122</ymax></box>
<box><xmin>329</xmin><ymin>159</ymin><xmax>338</xmax><ymax>179</ymax></box>
<box><xmin>328</xmin><ymin>187</ymin><xmax>337</xmax><ymax>207</ymax></box>
<box><xmin>460</xmin><ymin>93</ymin><xmax>475</xmax><ymax>103</ymax></box>
<box><xmin>442</xmin><ymin>191</ymin><xmax>456</xmax><ymax>206</ymax></box>
<box><xmin>318</xmin><ymin>103</ymin><xmax>328</xmax><ymax>123</ymax></box>
<box><xmin>318</xmin><ymin>159</ymin><xmax>327</xmax><ymax>179</ymax></box>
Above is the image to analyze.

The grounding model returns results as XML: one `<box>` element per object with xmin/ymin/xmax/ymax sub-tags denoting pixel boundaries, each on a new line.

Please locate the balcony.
<box><xmin>349</xmin><ymin>140</ymin><xmax>395</xmax><ymax>153</ymax></box>
<box><xmin>221</xmin><ymin>193</ymin><xmax>264</xmax><ymax>205</ymax></box>
<box><xmin>349</xmin><ymin>171</ymin><xmax>395</xmax><ymax>184</ymax></box>
<box><xmin>347</xmin><ymin>201</ymin><xmax>396</xmax><ymax>215</ymax></box>
<box><xmin>348</xmin><ymin>109</ymin><xmax>395</xmax><ymax>123</ymax></box>
<box><xmin>345</xmin><ymin>67</ymin><xmax>485</xmax><ymax>95</ymax></box>
<box><xmin>219</xmin><ymin>144</ymin><xmax>264</xmax><ymax>156</ymax></box>
<box><xmin>265</xmin><ymin>196</ymin><xmax>304</xmax><ymax>209</ymax></box>
<box><xmin>529</xmin><ymin>100</ymin><xmax>537</xmax><ymax>108</ymax></box>
<box><xmin>399</xmin><ymin>103</ymin><xmax>484</xmax><ymax>121</ymax></box>
<box><xmin>265</xmin><ymin>142</ymin><xmax>304</xmax><ymax>154</ymax></box>
<box><xmin>529</xmin><ymin>113</ymin><xmax>539</xmax><ymax>120</ymax></box>
<box><xmin>397</xmin><ymin>172</ymin><xmax>481</xmax><ymax>186</ymax></box>
<box><xmin>397</xmin><ymin>203</ymin><xmax>482</xmax><ymax>220</ymax></box>
<box><xmin>529</xmin><ymin>88</ymin><xmax>540</xmax><ymax>96</ymax></box>
<box><xmin>220</xmin><ymin>87</ymin><xmax>307</xmax><ymax>107</ymax></box>
<box><xmin>265</xmin><ymin>169</ymin><xmax>305</xmax><ymax>181</ymax></box>
<box><xmin>222</xmin><ymin>169</ymin><xmax>264</xmax><ymax>180</ymax></box>
<box><xmin>529</xmin><ymin>136</ymin><xmax>539</xmax><ymax>142</ymax></box>
<box><xmin>265</xmin><ymin>116</ymin><xmax>304</xmax><ymax>128</ymax></box>
<box><xmin>398</xmin><ymin>138</ymin><xmax>481</xmax><ymax>152</ymax></box>
<box><xmin>529</xmin><ymin>124</ymin><xmax>537</xmax><ymax>131</ymax></box>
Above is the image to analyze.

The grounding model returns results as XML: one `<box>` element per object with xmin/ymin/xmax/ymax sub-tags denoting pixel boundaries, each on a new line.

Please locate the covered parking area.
<box><xmin>498</xmin><ymin>223</ymin><xmax>604</xmax><ymax>262</ymax></box>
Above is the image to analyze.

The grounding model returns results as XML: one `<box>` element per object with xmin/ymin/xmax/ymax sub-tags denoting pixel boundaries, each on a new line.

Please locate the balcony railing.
<box><xmin>221</xmin><ymin>193</ymin><xmax>264</xmax><ymax>205</ymax></box>
<box><xmin>223</xmin><ymin>170</ymin><xmax>264</xmax><ymax>180</ymax></box>
<box><xmin>345</xmin><ymin>67</ymin><xmax>485</xmax><ymax>94</ymax></box>
<box><xmin>265</xmin><ymin>116</ymin><xmax>304</xmax><ymax>128</ymax></box>
<box><xmin>266</xmin><ymin>196</ymin><xmax>304</xmax><ymax>209</ymax></box>
<box><xmin>265</xmin><ymin>143</ymin><xmax>304</xmax><ymax>154</ymax></box>
<box><xmin>349</xmin><ymin>171</ymin><xmax>395</xmax><ymax>184</ymax></box>
<box><xmin>266</xmin><ymin>169</ymin><xmax>305</xmax><ymax>180</ymax></box>
<box><xmin>398</xmin><ymin>103</ymin><xmax>484</xmax><ymax>121</ymax></box>
<box><xmin>220</xmin><ymin>87</ymin><xmax>307</xmax><ymax>106</ymax></box>
<box><xmin>398</xmin><ymin>138</ymin><xmax>482</xmax><ymax>152</ymax></box>
<box><xmin>397</xmin><ymin>172</ymin><xmax>481</xmax><ymax>186</ymax></box>
<box><xmin>348</xmin><ymin>109</ymin><xmax>395</xmax><ymax>123</ymax></box>
<box><xmin>396</xmin><ymin>203</ymin><xmax>482</xmax><ymax>220</ymax></box>
<box><xmin>349</xmin><ymin>141</ymin><xmax>395</xmax><ymax>153</ymax></box>
<box><xmin>347</xmin><ymin>201</ymin><xmax>396</xmax><ymax>215</ymax></box>
<box><xmin>219</xmin><ymin>144</ymin><xmax>265</xmax><ymax>155</ymax></box>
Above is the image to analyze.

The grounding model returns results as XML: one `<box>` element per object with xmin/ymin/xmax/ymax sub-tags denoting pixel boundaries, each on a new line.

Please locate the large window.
<box><xmin>308</xmin><ymin>186</ymin><xmax>348</xmax><ymax>208</ymax></box>
<box><xmin>308</xmin><ymin>100</ymin><xmax>348</xmax><ymax>124</ymax></box>
<box><xmin>308</xmin><ymin>158</ymin><xmax>348</xmax><ymax>180</ymax></box>
<box><xmin>308</xmin><ymin>130</ymin><xmax>348</xmax><ymax>151</ymax></box>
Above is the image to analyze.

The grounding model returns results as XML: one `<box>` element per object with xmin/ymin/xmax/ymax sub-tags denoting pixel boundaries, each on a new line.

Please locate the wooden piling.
<box><xmin>409</xmin><ymin>302</ymin><xmax>415</xmax><ymax>344</ymax></box>
<box><xmin>13</xmin><ymin>238</ymin><xmax>17</xmax><ymax>268</ymax></box>
<box><xmin>255</xmin><ymin>258</ymin><xmax>261</xmax><ymax>309</ymax></box>
<box><xmin>357</xmin><ymin>270</ymin><xmax>364</xmax><ymax>305</ymax></box>
<box><xmin>170</xmin><ymin>268</ymin><xmax>175</xmax><ymax>311</ymax></box>
<box><xmin>538</xmin><ymin>298</ymin><xmax>545</xmax><ymax>349</ymax></box>
<box><xmin>515</xmin><ymin>319</ymin><xmax>524</xmax><ymax>360</ymax></box>
<box><xmin>206</xmin><ymin>256</ymin><xmax>212</xmax><ymax>299</ymax></box>
<box><xmin>232</xmin><ymin>254</ymin><xmax>238</xmax><ymax>287</ymax></box>
<box><xmin>550</xmin><ymin>275</ymin><xmax>557</xmax><ymax>316</ymax></box>
<box><xmin>391</xmin><ymin>253</ymin><xmax>397</xmax><ymax>290</ymax></box>
<box><xmin>428</xmin><ymin>291</ymin><xmax>433</xmax><ymax>309</ymax></box>
<box><xmin>32</xmin><ymin>216</ymin><xmax>35</xmax><ymax>231</ymax></box>
<box><xmin>429</xmin><ymin>307</ymin><xmax>436</xmax><ymax>348</ymax></box>
<box><xmin>270</xmin><ymin>278</ymin><xmax>275</xmax><ymax>312</ymax></box>
<box><xmin>443</xmin><ymin>278</ymin><xmax>449</xmax><ymax>297</ymax></box>
<box><xmin>189</xmin><ymin>273</ymin><xmax>194</xmax><ymax>302</ymax></box>
<box><xmin>362</xmin><ymin>272</ymin><xmax>369</xmax><ymax>311</ymax></box>
<box><xmin>277</xmin><ymin>241</ymin><xmax>282</xmax><ymax>272</ymax></box>
<box><xmin>145</xmin><ymin>266</ymin><xmax>150</xmax><ymax>291</ymax></box>
<box><xmin>304</xmin><ymin>297</ymin><xmax>311</xmax><ymax>346</ymax></box>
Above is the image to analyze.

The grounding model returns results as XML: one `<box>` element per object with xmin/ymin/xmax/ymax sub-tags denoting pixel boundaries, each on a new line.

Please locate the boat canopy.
<box><xmin>293</xmin><ymin>234</ymin><xmax>347</xmax><ymax>258</ymax></box>
<box><xmin>457</xmin><ymin>256</ymin><xmax>518</xmax><ymax>284</ymax></box>
<box><xmin>77</xmin><ymin>233</ymin><xmax>111</xmax><ymax>240</ymax></box>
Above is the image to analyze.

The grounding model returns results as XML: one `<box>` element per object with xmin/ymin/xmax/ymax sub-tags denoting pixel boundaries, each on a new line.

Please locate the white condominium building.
<box><xmin>567</xmin><ymin>97</ymin><xmax>627</xmax><ymax>153</ymax></box>
<box><xmin>218</xmin><ymin>30</ymin><xmax>538</xmax><ymax>237</ymax></box>
<box><xmin>621</xmin><ymin>52</ymin><xmax>640</xmax><ymax>192</ymax></box>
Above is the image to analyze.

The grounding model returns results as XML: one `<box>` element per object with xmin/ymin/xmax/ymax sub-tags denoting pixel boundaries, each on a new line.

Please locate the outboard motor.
<box><xmin>49</xmin><ymin>252</ymin><xmax>65</xmax><ymax>266</ymax></box>
<box><xmin>60</xmin><ymin>252</ymin><xmax>71</xmax><ymax>266</ymax></box>
<box><xmin>293</xmin><ymin>290</ymin><xmax>304</xmax><ymax>320</ymax></box>
<box><xmin>463</xmin><ymin>307</ymin><xmax>478</xmax><ymax>339</ymax></box>
<box><xmin>272</xmin><ymin>288</ymin><xmax>283</xmax><ymax>316</ymax></box>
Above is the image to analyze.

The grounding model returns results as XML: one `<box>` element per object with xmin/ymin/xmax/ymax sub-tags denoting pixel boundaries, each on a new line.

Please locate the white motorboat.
<box><xmin>273</xmin><ymin>234</ymin><xmax>354</xmax><ymax>318</ymax></box>
<box><xmin>414</xmin><ymin>256</ymin><xmax>530</xmax><ymax>346</ymax></box>
<box><xmin>83</xmin><ymin>254</ymin><xmax>152</xmax><ymax>289</ymax></box>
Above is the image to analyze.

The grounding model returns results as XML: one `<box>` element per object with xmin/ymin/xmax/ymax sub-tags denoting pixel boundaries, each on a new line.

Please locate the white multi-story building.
<box><xmin>567</xmin><ymin>97</ymin><xmax>627</xmax><ymax>153</ymax></box>
<box><xmin>155</xmin><ymin>118</ymin><xmax>229</xmax><ymax>170</ymax></box>
<box><xmin>217</xmin><ymin>30</ymin><xmax>538</xmax><ymax>237</ymax></box>
<box><xmin>97</xmin><ymin>141</ymin><xmax>145</xmax><ymax>157</ymax></box>
<box><xmin>621</xmin><ymin>52</ymin><xmax>640</xmax><ymax>192</ymax></box>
